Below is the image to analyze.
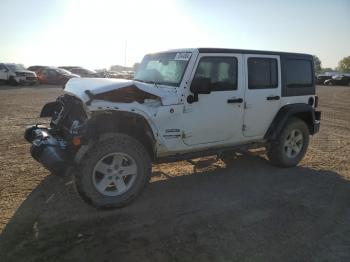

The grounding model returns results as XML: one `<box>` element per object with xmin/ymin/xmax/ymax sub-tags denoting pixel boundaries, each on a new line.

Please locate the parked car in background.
<box><xmin>66</xmin><ymin>67</ymin><xmax>99</xmax><ymax>78</ymax></box>
<box><xmin>37</xmin><ymin>67</ymin><xmax>80</xmax><ymax>85</ymax></box>
<box><xmin>120</xmin><ymin>70</ymin><xmax>134</xmax><ymax>79</ymax></box>
<box><xmin>107</xmin><ymin>70</ymin><xmax>134</xmax><ymax>79</ymax></box>
<box><xmin>27</xmin><ymin>65</ymin><xmax>49</xmax><ymax>72</ymax></box>
<box><xmin>105</xmin><ymin>71</ymin><xmax>119</xmax><ymax>78</ymax></box>
<box><xmin>316</xmin><ymin>74</ymin><xmax>332</xmax><ymax>85</ymax></box>
<box><xmin>95</xmin><ymin>70</ymin><xmax>109</xmax><ymax>78</ymax></box>
<box><xmin>0</xmin><ymin>63</ymin><xmax>37</xmax><ymax>85</ymax></box>
<box><xmin>58</xmin><ymin>66</ymin><xmax>80</xmax><ymax>71</ymax></box>
<box><xmin>324</xmin><ymin>75</ymin><xmax>350</xmax><ymax>86</ymax></box>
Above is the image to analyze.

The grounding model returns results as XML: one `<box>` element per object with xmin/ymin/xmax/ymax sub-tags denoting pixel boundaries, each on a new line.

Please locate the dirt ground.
<box><xmin>0</xmin><ymin>84</ymin><xmax>349</xmax><ymax>262</ymax></box>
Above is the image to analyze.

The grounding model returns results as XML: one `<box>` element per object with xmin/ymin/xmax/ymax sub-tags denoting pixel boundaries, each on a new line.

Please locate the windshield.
<box><xmin>134</xmin><ymin>52</ymin><xmax>191</xmax><ymax>87</ymax></box>
<box><xmin>6</xmin><ymin>64</ymin><xmax>25</xmax><ymax>71</ymax></box>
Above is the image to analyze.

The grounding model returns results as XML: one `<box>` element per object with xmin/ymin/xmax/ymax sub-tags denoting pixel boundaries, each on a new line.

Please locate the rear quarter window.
<box><xmin>285</xmin><ymin>59</ymin><xmax>313</xmax><ymax>88</ymax></box>
<box><xmin>281</xmin><ymin>56</ymin><xmax>315</xmax><ymax>97</ymax></box>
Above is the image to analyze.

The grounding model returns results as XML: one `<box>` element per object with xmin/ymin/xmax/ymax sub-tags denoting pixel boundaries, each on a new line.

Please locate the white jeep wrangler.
<box><xmin>25</xmin><ymin>48</ymin><xmax>321</xmax><ymax>208</ymax></box>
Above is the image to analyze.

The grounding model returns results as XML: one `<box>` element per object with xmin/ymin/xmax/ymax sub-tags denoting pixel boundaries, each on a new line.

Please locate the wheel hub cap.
<box><xmin>92</xmin><ymin>152</ymin><xmax>138</xmax><ymax>196</ymax></box>
<box><xmin>284</xmin><ymin>129</ymin><xmax>303</xmax><ymax>158</ymax></box>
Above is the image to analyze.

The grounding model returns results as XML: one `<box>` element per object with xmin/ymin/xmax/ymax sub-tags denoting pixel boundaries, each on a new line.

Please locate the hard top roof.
<box><xmin>161</xmin><ymin>48</ymin><xmax>312</xmax><ymax>58</ymax></box>
<box><xmin>197</xmin><ymin>48</ymin><xmax>312</xmax><ymax>57</ymax></box>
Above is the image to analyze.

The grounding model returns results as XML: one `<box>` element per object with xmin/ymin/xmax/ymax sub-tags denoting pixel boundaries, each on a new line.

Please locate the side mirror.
<box><xmin>190</xmin><ymin>77</ymin><xmax>211</xmax><ymax>94</ymax></box>
<box><xmin>187</xmin><ymin>77</ymin><xmax>211</xmax><ymax>104</ymax></box>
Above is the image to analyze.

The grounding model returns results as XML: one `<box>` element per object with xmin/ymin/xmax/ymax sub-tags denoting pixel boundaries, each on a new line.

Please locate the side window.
<box><xmin>194</xmin><ymin>56</ymin><xmax>237</xmax><ymax>91</ymax></box>
<box><xmin>285</xmin><ymin>59</ymin><xmax>312</xmax><ymax>88</ymax></box>
<box><xmin>0</xmin><ymin>64</ymin><xmax>6</xmax><ymax>70</ymax></box>
<box><xmin>48</xmin><ymin>70</ymin><xmax>56</xmax><ymax>77</ymax></box>
<box><xmin>248</xmin><ymin>58</ymin><xmax>278</xmax><ymax>89</ymax></box>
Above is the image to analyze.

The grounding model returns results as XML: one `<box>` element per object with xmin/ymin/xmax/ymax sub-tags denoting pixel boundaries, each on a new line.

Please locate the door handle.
<box><xmin>227</xmin><ymin>98</ymin><xmax>243</xmax><ymax>104</ymax></box>
<box><xmin>266</xmin><ymin>95</ymin><xmax>280</xmax><ymax>101</ymax></box>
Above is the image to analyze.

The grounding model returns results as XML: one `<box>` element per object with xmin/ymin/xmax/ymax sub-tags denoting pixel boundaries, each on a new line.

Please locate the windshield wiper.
<box><xmin>134</xmin><ymin>79</ymin><xmax>159</xmax><ymax>87</ymax></box>
<box><xmin>134</xmin><ymin>79</ymin><xmax>155</xmax><ymax>84</ymax></box>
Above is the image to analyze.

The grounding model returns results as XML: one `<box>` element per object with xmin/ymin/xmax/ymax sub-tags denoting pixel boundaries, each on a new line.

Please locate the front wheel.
<box><xmin>9</xmin><ymin>77</ymin><xmax>19</xmax><ymax>86</ymax></box>
<box><xmin>267</xmin><ymin>118</ymin><xmax>309</xmax><ymax>167</ymax></box>
<box><xmin>75</xmin><ymin>133</ymin><xmax>151</xmax><ymax>209</ymax></box>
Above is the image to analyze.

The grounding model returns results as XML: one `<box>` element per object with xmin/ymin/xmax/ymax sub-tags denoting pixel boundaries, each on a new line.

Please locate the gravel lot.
<box><xmin>0</xmin><ymin>84</ymin><xmax>349</xmax><ymax>261</ymax></box>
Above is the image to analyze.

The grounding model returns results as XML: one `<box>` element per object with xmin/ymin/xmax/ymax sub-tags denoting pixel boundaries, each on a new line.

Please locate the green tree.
<box><xmin>313</xmin><ymin>55</ymin><xmax>322</xmax><ymax>73</ymax></box>
<box><xmin>337</xmin><ymin>56</ymin><xmax>350</xmax><ymax>73</ymax></box>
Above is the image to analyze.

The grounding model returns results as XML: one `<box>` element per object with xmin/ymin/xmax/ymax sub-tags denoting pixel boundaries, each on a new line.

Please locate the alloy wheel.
<box><xmin>284</xmin><ymin>129</ymin><xmax>303</xmax><ymax>158</ymax></box>
<box><xmin>92</xmin><ymin>152</ymin><xmax>138</xmax><ymax>196</ymax></box>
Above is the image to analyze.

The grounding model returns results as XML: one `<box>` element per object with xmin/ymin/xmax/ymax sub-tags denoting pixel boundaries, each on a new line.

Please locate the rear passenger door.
<box><xmin>243</xmin><ymin>55</ymin><xmax>281</xmax><ymax>137</ymax></box>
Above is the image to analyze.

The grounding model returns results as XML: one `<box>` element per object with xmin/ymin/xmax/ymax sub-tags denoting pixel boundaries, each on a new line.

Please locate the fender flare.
<box><xmin>74</xmin><ymin>109</ymin><xmax>159</xmax><ymax>163</ymax></box>
<box><xmin>264</xmin><ymin>103</ymin><xmax>317</xmax><ymax>141</ymax></box>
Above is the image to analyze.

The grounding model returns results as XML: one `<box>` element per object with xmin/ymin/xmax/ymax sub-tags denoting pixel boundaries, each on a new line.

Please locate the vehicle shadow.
<box><xmin>1</xmin><ymin>155</ymin><xmax>350</xmax><ymax>262</ymax></box>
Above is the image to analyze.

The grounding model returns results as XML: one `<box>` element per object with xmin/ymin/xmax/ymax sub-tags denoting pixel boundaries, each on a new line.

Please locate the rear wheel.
<box><xmin>75</xmin><ymin>133</ymin><xmax>151</xmax><ymax>209</ymax></box>
<box><xmin>267</xmin><ymin>118</ymin><xmax>309</xmax><ymax>167</ymax></box>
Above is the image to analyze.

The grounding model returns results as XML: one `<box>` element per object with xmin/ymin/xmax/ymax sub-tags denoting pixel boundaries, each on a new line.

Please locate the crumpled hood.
<box><xmin>64</xmin><ymin>78</ymin><xmax>180</xmax><ymax>105</ymax></box>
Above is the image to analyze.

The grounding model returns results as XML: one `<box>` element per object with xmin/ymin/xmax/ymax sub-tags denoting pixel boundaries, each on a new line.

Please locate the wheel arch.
<box><xmin>77</xmin><ymin>111</ymin><xmax>157</xmax><ymax>162</ymax></box>
<box><xmin>264</xmin><ymin>103</ymin><xmax>316</xmax><ymax>141</ymax></box>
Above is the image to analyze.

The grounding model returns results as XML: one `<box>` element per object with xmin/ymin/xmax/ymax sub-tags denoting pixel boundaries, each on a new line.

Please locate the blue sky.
<box><xmin>0</xmin><ymin>0</ymin><xmax>349</xmax><ymax>69</ymax></box>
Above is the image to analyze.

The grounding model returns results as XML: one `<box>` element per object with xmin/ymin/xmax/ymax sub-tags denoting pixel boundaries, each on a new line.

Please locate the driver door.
<box><xmin>182</xmin><ymin>54</ymin><xmax>245</xmax><ymax>146</ymax></box>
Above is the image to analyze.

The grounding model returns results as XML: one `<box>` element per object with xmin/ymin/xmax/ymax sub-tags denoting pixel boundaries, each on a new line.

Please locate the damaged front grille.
<box><xmin>45</xmin><ymin>95</ymin><xmax>87</xmax><ymax>139</ymax></box>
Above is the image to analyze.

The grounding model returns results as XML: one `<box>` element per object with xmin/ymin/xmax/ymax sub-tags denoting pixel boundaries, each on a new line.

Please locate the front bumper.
<box><xmin>25</xmin><ymin>125</ymin><xmax>71</xmax><ymax>175</ymax></box>
<box><xmin>15</xmin><ymin>76</ymin><xmax>38</xmax><ymax>84</ymax></box>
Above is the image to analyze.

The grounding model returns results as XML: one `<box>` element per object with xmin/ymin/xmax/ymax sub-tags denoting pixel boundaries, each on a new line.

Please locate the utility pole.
<box><xmin>124</xmin><ymin>40</ymin><xmax>127</xmax><ymax>68</ymax></box>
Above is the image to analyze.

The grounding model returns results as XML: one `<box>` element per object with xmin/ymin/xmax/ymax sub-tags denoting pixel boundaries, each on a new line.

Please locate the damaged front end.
<box><xmin>25</xmin><ymin>95</ymin><xmax>88</xmax><ymax>175</ymax></box>
<box><xmin>25</xmin><ymin>78</ymin><xmax>168</xmax><ymax>175</ymax></box>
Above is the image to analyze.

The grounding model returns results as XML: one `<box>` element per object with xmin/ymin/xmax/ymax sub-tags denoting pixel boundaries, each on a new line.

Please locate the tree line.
<box><xmin>313</xmin><ymin>55</ymin><xmax>350</xmax><ymax>74</ymax></box>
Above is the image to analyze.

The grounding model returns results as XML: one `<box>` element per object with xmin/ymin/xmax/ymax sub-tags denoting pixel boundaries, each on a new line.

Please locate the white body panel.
<box><xmin>281</xmin><ymin>95</ymin><xmax>312</xmax><ymax>107</ymax></box>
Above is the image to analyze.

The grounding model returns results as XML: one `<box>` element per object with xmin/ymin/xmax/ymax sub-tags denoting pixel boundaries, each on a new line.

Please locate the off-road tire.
<box><xmin>75</xmin><ymin>133</ymin><xmax>152</xmax><ymax>209</ymax></box>
<box><xmin>267</xmin><ymin>117</ymin><xmax>309</xmax><ymax>167</ymax></box>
